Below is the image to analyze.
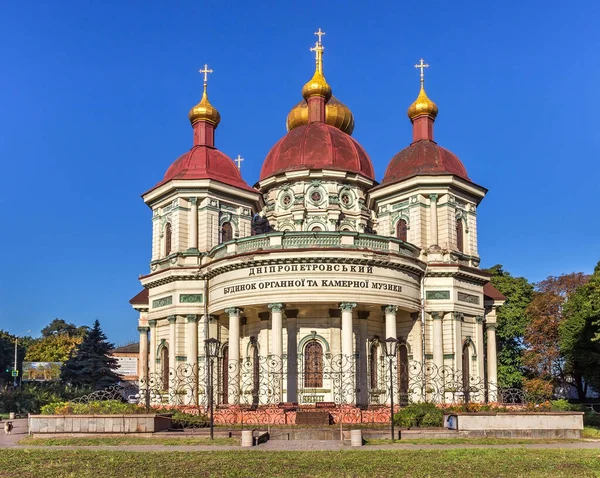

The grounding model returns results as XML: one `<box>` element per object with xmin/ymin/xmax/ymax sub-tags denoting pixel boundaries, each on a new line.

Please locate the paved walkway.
<box><xmin>2</xmin><ymin>419</ymin><xmax>599</xmax><ymax>452</ymax></box>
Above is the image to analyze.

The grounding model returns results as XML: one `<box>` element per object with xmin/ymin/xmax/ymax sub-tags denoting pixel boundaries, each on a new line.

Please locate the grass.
<box><xmin>19</xmin><ymin>436</ymin><xmax>239</xmax><ymax>446</ymax></box>
<box><xmin>364</xmin><ymin>437</ymin><xmax>579</xmax><ymax>445</ymax></box>
<box><xmin>2</xmin><ymin>449</ymin><xmax>600</xmax><ymax>477</ymax></box>
<box><xmin>583</xmin><ymin>426</ymin><xmax>600</xmax><ymax>439</ymax></box>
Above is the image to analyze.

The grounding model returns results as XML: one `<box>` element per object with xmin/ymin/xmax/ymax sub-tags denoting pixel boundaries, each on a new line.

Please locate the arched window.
<box><xmin>164</xmin><ymin>223</ymin><xmax>172</xmax><ymax>256</ymax></box>
<box><xmin>303</xmin><ymin>340</ymin><xmax>323</xmax><ymax>388</ymax></box>
<box><xmin>462</xmin><ymin>342</ymin><xmax>471</xmax><ymax>403</ymax></box>
<box><xmin>396</xmin><ymin>219</ymin><xmax>408</xmax><ymax>242</ymax></box>
<box><xmin>160</xmin><ymin>346</ymin><xmax>169</xmax><ymax>391</ymax></box>
<box><xmin>397</xmin><ymin>342</ymin><xmax>409</xmax><ymax>405</ymax></box>
<box><xmin>221</xmin><ymin>344</ymin><xmax>229</xmax><ymax>405</ymax></box>
<box><xmin>311</xmin><ymin>226</ymin><xmax>323</xmax><ymax>232</ymax></box>
<box><xmin>221</xmin><ymin>222</ymin><xmax>233</xmax><ymax>243</ymax></box>
<box><xmin>456</xmin><ymin>219</ymin><xmax>464</xmax><ymax>252</ymax></box>
<box><xmin>369</xmin><ymin>341</ymin><xmax>379</xmax><ymax>391</ymax></box>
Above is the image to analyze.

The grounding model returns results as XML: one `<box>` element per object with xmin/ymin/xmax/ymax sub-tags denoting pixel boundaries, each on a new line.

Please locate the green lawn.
<box><xmin>583</xmin><ymin>426</ymin><xmax>600</xmax><ymax>439</ymax></box>
<box><xmin>2</xmin><ymin>449</ymin><xmax>600</xmax><ymax>477</ymax></box>
<box><xmin>364</xmin><ymin>437</ymin><xmax>580</xmax><ymax>445</ymax></box>
<box><xmin>19</xmin><ymin>436</ymin><xmax>239</xmax><ymax>446</ymax></box>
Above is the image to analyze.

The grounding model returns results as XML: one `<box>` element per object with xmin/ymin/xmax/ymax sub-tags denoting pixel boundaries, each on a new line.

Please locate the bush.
<box><xmin>0</xmin><ymin>383</ymin><xmax>89</xmax><ymax>415</ymax></box>
<box><xmin>550</xmin><ymin>399</ymin><xmax>578</xmax><ymax>412</ymax></box>
<box><xmin>394</xmin><ymin>403</ymin><xmax>443</xmax><ymax>428</ymax></box>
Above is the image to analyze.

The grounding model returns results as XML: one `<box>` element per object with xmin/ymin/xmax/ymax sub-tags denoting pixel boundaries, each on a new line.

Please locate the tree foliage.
<box><xmin>60</xmin><ymin>320</ymin><xmax>120</xmax><ymax>389</ymax></box>
<box><xmin>25</xmin><ymin>335</ymin><xmax>83</xmax><ymax>362</ymax></box>
<box><xmin>0</xmin><ymin>330</ymin><xmax>28</xmax><ymax>384</ymax></box>
<box><xmin>485</xmin><ymin>264</ymin><xmax>534</xmax><ymax>388</ymax></box>
<box><xmin>41</xmin><ymin>319</ymin><xmax>88</xmax><ymax>338</ymax></box>
<box><xmin>560</xmin><ymin>262</ymin><xmax>600</xmax><ymax>398</ymax></box>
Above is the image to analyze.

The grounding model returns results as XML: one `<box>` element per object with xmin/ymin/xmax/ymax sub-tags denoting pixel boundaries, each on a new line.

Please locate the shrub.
<box><xmin>394</xmin><ymin>403</ymin><xmax>443</xmax><ymax>428</ymax></box>
<box><xmin>41</xmin><ymin>400</ymin><xmax>146</xmax><ymax>415</ymax></box>
<box><xmin>550</xmin><ymin>399</ymin><xmax>577</xmax><ymax>411</ymax></box>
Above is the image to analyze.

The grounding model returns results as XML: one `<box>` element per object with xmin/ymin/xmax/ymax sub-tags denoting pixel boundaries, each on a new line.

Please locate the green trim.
<box><xmin>152</xmin><ymin>296</ymin><xmax>173</xmax><ymax>308</ymax></box>
<box><xmin>176</xmin><ymin>356</ymin><xmax>187</xmax><ymax>361</ymax></box>
<box><xmin>443</xmin><ymin>353</ymin><xmax>455</xmax><ymax>359</ymax></box>
<box><xmin>180</xmin><ymin>293</ymin><xmax>203</xmax><ymax>303</ymax></box>
<box><xmin>425</xmin><ymin>354</ymin><xmax>433</xmax><ymax>360</ymax></box>
<box><xmin>298</xmin><ymin>333</ymin><xmax>330</xmax><ymax>354</ymax></box>
<box><xmin>426</xmin><ymin>290</ymin><xmax>450</xmax><ymax>300</ymax></box>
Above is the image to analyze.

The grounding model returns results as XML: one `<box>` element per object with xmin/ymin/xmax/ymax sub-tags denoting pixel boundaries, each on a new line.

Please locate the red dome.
<box><xmin>154</xmin><ymin>145</ymin><xmax>254</xmax><ymax>191</ymax></box>
<box><xmin>260</xmin><ymin>122</ymin><xmax>374</xmax><ymax>181</ymax></box>
<box><xmin>382</xmin><ymin>140</ymin><xmax>469</xmax><ymax>185</ymax></box>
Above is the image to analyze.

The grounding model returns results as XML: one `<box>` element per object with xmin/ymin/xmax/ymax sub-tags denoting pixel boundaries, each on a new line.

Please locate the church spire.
<box><xmin>407</xmin><ymin>58</ymin><xmax>438</xmax><ymax>143</ymax></box>
<box><xmin>188</xmin><ymin>64</ymin><xmax>221</xmax><ymax>147</ymax></box>
<box><xmin>302</xmin><ymin>29</ymin><xmax>331</xmax><ymax>123</ymax></box>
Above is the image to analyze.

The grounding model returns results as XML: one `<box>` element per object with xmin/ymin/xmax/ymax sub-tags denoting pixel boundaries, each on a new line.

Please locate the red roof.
<box><xmin>129</xmin><ymin>289</ymin><xmax>149</xmax><ymax>305</ymax></box>
<box><xmin>382</xmin><ymin>139</ymin><xmax>469</xmax><ymax>185</ymax></box>
<box><xmin>260</xmin><ymin>122</ymin><xmax>374</xmax><ymax>181</ymax></box>
<box><xmin>483</xmin><ymin>283</ymin><xmax>506</xmax><ymax>301</ymax></box>
<box><xmin>152</xmin><ymin>145</ymin><xmax>255</xmax><ymax>192</ymax></box>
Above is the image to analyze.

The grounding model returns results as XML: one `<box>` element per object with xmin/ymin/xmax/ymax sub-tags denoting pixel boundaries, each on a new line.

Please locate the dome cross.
<box><xmin>234</xmin><ymin>154</ymin><xmax>244</xmax><ymax>170</ymax></box>
<box><xmin>199</xmin><ymin>63</ymin><xmax>213</xmax><ymax>86</ymax></box>
<box><xmin>414</xmin><ymin>58</ymin><xmax>429</xmax><ymax>85</ymax></box>
<box><xmin>314</xmin><ymin>28</ymin><xmax>326</xmax><ymax>44</ymax></box>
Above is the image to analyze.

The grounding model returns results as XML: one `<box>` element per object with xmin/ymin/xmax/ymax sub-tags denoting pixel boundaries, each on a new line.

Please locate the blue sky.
<box><xmin>1</xmin><ymin>1</ymin><xmax>598</xmax><ymax>343</ymax></box>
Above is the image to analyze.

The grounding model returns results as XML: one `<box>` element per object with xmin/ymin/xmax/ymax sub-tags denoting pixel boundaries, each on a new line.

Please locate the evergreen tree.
<box><xmin>60</xmin><ymin>320</ymin><xmax>119</xmax><ymax>389</ymax></box>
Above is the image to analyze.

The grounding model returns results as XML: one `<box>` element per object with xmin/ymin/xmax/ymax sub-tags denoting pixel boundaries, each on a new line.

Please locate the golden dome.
<box><xmin>188</xmin><ymin>86</ymin><xmax>221</xmax><ymax>126</ymax></box>
<box><xmin>302</xmin><ymin>69</ymin><xmax>332</xmax><ymax>101</ymax></box>
<box><xmin>286</xmin><ymin>95</ymin><xmax>355</xmax><ymax>135</ymax></box>
<box><xmin>407</xmin><ymin>86</ymin><xmax>438</xmax><ymax>121</ymax></box>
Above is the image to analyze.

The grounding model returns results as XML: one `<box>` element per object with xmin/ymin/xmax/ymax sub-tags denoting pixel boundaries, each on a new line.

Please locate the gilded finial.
<box><xmin>407</xmin><ymin>58</ymin><xmax>438</xmax><ymax>122</ymax></box>
<box><xmin>189</xmin><ymin>63</ymin><xmax>221</xmax><ymax>126</ymax></box>
<box><xmin>302</xmin><ymin>29</ymin><xmax>332</xmax><ymax>101</ymax></box>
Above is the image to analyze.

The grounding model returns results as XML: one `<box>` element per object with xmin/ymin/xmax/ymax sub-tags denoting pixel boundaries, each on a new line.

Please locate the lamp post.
<box><xmin>204</xmin><ymin>338</ymin><xmax>220</xmax><ymax>440</ymax></box>
<box><xmin>13</xmin><ymin>330</ymin><xmax>31</xmax><ymax>387</ymax></box>
<box><xmin>385</xmin><ymin>337</ymin><xmax>398</xmax><ymax>441</ymax></box>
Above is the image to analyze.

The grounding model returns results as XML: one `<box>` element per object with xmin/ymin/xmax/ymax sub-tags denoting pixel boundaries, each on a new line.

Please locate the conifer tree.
<box><xmin>60</xmin><ymin>320</ymin><xmax>119</xmax><ymax>389</ymax></box>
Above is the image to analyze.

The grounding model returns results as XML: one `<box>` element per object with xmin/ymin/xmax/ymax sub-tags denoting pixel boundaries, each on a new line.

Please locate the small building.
<box><xmin>111</xmin><ymin>342</ymin><xmax>140</xmax><ymax>383</ymax></box>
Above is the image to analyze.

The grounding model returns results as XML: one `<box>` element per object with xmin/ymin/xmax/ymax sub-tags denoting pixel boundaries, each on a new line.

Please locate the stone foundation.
<box><xmin>29</xmin><ymin>415</ymin><xmax>172</xmax><ymax>434</ymax></box>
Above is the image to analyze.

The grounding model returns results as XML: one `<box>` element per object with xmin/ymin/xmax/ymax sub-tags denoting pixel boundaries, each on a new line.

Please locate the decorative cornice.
<box><xmin>148</xmin><ymin>320</ymin><xmax>157</xmax><ymax>328</ymax></box>
<box><xmin>453</xmin><ymin>312</ymin><xmax>464</xmax><ymax>321</ymax></box>
<box><xmin>224</xmin><ymin>307</ymin><xmax>241</xmax><ymax>317</ymax></box>
<box><xmin>475</xmin><ymin>316</ymin><xmax>484</xmax><ymax>324</ymax></box>
<box><xmin>167</xmin><ymin>315</ymin><xmax>177</xmax><ymax>324</ymax></box>
<box><xmin>137</xmin><ymin>326</ymin><xmax>149</xmax><ymax>333</ymax></box>
<box><xmin>384</xmin><ymin>305</ymin><xmax>398</xmax><ymax>315</ymax></box>
<box><xmin>430</xmin><ymin>311</ymin><xmax>443</xmax><ymax>320</ymax></box>
<box><xmin>186</xmin><ymin>314</ymin><xmax>198</xmax><ymax>323</ymax></box>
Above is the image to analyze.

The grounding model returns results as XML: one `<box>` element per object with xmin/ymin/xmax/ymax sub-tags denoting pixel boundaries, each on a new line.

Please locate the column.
<box><xmin>431</xmin><ymin>312</ymin><xmax>444</xmax><ymax>369</ymax></box>
<box><xmin>486</xmin><ymin>323</ymin><xmax>498</xmax><ymax>400</ymax></box>
<box><xmin>384</xmin><ymin>305</ymin><xmax>398</xmax><ymax>340</ymax></box>
<box><xmin>429</xmin><ymin>193</ymin><xmax>438</xmax><ymax>246</ymax></box>
<box><xmin>138</xmin><ymin>326</ymin><xmax>149</xmax><ymax>385</ymax></box>
<box><xmin>475</xmin><ymin>317</ymin><xmax>485</xmax><ymax>383</ymax></box>
<box><xmin>453</xmin><ymin>312</ymin><xmax>463</xmax><ymax>373</ymax></box>
<box><xmin>268</xmin><ymin>303</ymin><xmax>283</xmax><ymax>358</ymax></box>
<box><xmin>358</xmin><ymin>311</ymin><xmax>369</xmax><ymax>406</ymax></box>
<box><xmin>410</xmin><ymin>313</ymin><xmax>423</xmax><ymax>402</ymax></box>
<box><xmin>268</xmin><ymin>303</ymin><xmax>284</xmax><ymax>402</ymax></box>
<box><xmin>340</xmin><ymin>302</ymin><xmax>357</xmax><ymax>357</ymax></box>
<box><xmin>340</xmin><ymin>302</ymin><xmax>357</xmax><ymax>405</ymax></box>
<box><xmin>225</xmin><ymin>307</ymin><xmax>241</xmax><ymax>404</ymax></box>
<box><xmin>286</xmin><ymin>309</ymin><xmax>299</xmax><ymax>403</ymax></box>
<box><xmin>148</xmin><ymin>320</ymin><xmax>157</xmax><ymax>376</ymax></box>
<box><xmin>188</xmin><ymin>197</ymin><xmax>198</xmax><ymax>250</ymax></box>
<box><xmin>168</xmin><ymin>316</ymin><xmax>177</xmax><ymax>396</ymax></box>
<box><xmin>186</xmin><ymin>315</ymin><xmax>199</xmax><ymax>366</ymax></box>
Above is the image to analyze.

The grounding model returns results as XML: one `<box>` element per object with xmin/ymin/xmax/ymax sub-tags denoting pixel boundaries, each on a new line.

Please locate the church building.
<box><xmin>130</xmin><ymin>30</ymin><xmax>505</xmax><ymax>408</ymax></box>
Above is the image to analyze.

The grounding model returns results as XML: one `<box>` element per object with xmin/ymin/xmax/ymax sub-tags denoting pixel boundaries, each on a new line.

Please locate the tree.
<box><xmin>0</xmin><ymin>330</ymin><xmax>30</xmax><ymax>384</ymax></box>
<box><xmin>560</xmin><ymin>262</ymin><xmax>600</xmax><ymax>398</ymax></box>
<box><xmin>485</xmin><ymin>265</ymin><xmax>534</xmax><ymax>388</ymax></box>
<box><xmin>523</xmin><ymin>273</ymin><xmax>589</xmax><ymax>396</ymax></box>
<box><xmin>60</xmin><ymin>320</ymin><xmax>120</xmax><ymax>389</ymax></box>
<box><xmin>25</xmin><ymin>335</ymin><xmax>83</xmax><ymax>363</ymax></box>
<box><xmin>41</xmin><ymin>319</ymin><xmax>88</xmax><ymax>338</ymax></box>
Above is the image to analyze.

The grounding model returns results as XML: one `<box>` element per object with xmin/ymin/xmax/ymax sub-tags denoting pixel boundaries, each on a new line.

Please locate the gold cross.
<box><xmin>310</xmin><ymin>41</ymin><xmax>324</xmax><ymax>59</ymax></box>
<box><xmin>314</xmin><ymin>28</ymin><xmax>325</xmax><ymax>44</ymax></box>
<box><xmin>199</xmin><ymin>63</ymin><xmax>213</xmax><ymax>85</ymax></box>
<box><xmin>234</xmin><ymin>154</ymin><xmax>244</xmax><ymax>170</ymax></box>
<box><xmin>414</xmin><ymin>58</ymin><xmax>429</xmax><ymax>85</ymax></box>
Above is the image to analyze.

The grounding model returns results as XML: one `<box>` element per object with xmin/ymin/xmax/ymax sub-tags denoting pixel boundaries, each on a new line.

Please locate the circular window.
<box><xmin>280</xmin><ymin>192</ymin><xmax>293</xmax><ymax>209</ymax></box>
<box><xmin>311</xmin><ymin>191</ymin><xmax>322</xmax><ymax>203</ymax></box>
<box><xmin>341</xmin><ymin>193</ymin><xmax>352</xmax><ymax>206</ymax></box>
<box><xmin>282</xmin><ymin>195</ymin><xmax>291</xmax><ymax>206</ymax></box>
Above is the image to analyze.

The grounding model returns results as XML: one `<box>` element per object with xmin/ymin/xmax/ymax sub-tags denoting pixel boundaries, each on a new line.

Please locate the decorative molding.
<box><xmin>186</xmin><ymin>314</ymin><xmax>198</xmax><ymax>323</ymax></box>
<box><xmin>167</xmin><ymin>315</ymin><xmax>177</xmax><ymax>324</ymax></box>
<box><xmin>475</xmin><ymin>316</ymin><xmax>484</xmax><ymax>324</ymax></box>
<box><xmin>339</xmin><ymin>302</ymin><xmax>357</xmax><ymax>312</ymax></box>
<box><xmin>152</xmin><ymin>296</ymin><xmax>173</xmax><ymax>308</ymax></box>
<box><xmin>268</xmin><ymin>303</ymin><xmax>284</xmax><ymax>313</ymax></box>
<box><xmin>224</xmin><ymin>307</ymin><xmax>241</xmax><ymax>317</ymax></box>
<box><xmin>486</xmin><ymin>323</ymin><xmax>497</xmax><ymax>331</ymax></box>
<box><xmin>384</xmin><ymin>305</ymin><xmax>398</xmax><ymax>315</ymax></box>
<box><xmin>180</xmin><ymin>293</ymin><xmax>203</xmax><ymax>303</ymax></box>
<box><xmin>430</xmin><ymin>312</ymin><xmax>443</xmax><ymax>320</ymax></box>
<box><xmin>453</xmin><ymin>312</ymin><xmax>464</xmax><ymax>321</ymax></box>
<box><xmin>147</xmin><ymin>320</ymin><xmax>157</xmax><ymax>328</ymax></box>
<box><xmin>426</xmin><ymin>290</ymin><xmax>450</xmax><ymax>300</ymax></box>
<box><xmin>175</xmin><ymin>356</ymin><xmax>187</xmax><ymax>361</ymax></box>
<box><xmin>443</xmin><ymin>353</ymin><xmax>455</xmax><ymax>359</ymax></box>
<box><xmin>458</xmin><ymin>292</ymin><xmax>480</xmax><ymax>305</ymax></box>
<box><xmin>137</xmin><ymin>326</ymin><xmax>149</xmax><ymax>333</ymax></box>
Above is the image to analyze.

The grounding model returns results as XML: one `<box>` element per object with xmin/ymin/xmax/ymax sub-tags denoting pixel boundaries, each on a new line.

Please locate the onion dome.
<box><xmin>260</xmin><ymin>121</ymin><xmax>374</xmax><ymax>180</ymax></box>
<box><xmin>148</xmin><ymin>64</ymin><xmax>254</xmax><ymax>193</ymax></box>
<box><xmin>407</xmin><ymin>86</ymin><xmax>438</xmax><ymax>121</ymax></box>
<box><xmin>286</xmin><ymin>95</ymin><xmax>355</xmax><ymax>135</ymax></box>
<box><xmin>381</xmin><ymin>59</ymin><xmax>469</xmax><ymax>185</ymax></box>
